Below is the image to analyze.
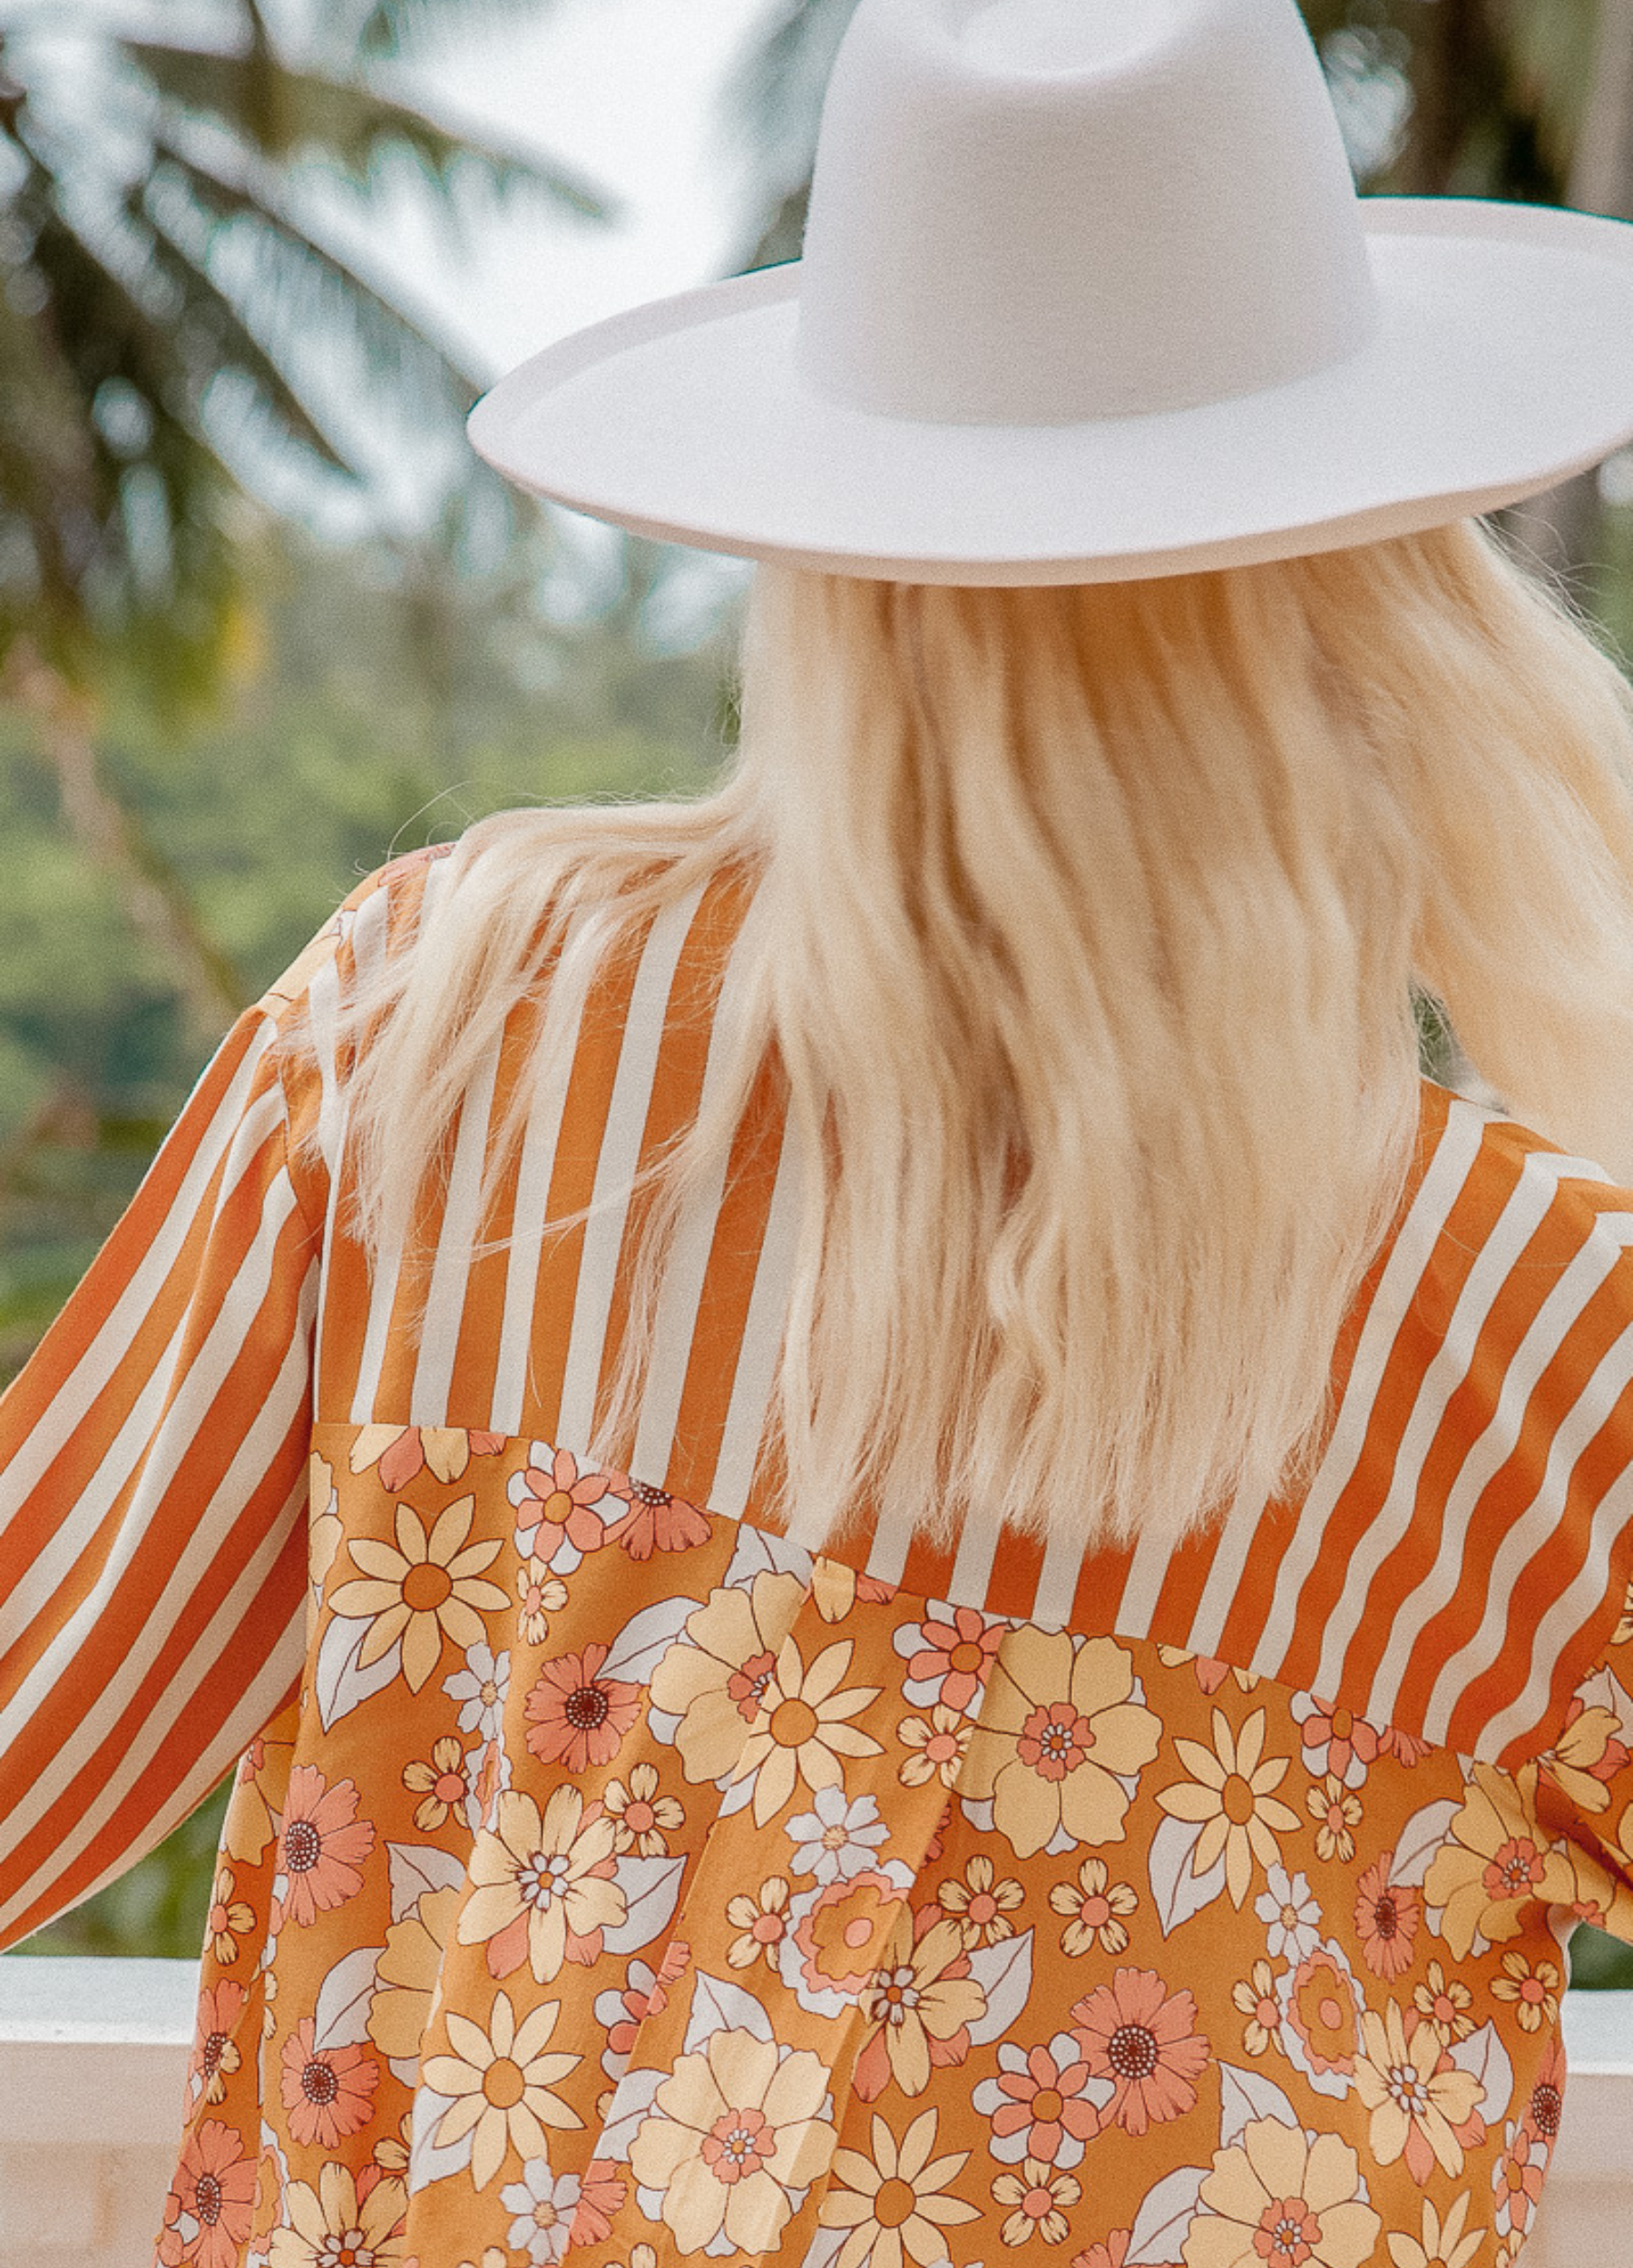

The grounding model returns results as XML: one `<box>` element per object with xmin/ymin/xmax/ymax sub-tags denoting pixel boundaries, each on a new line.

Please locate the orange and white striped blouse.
<box><xmin>2</xmin><ymin>845</ymin><xmax>1630</xmax><ymax>2268</ymax></box>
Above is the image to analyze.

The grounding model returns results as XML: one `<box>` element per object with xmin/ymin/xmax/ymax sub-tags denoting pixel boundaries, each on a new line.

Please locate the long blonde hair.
<box><xmin>334</xmin><ymin>517</ymin><xmax>1633</xmax><ymax>1553</ymax></box>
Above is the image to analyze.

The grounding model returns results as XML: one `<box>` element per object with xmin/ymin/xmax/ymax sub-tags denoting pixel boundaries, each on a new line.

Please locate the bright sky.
<box><xmin>379</xmin><ymin>0</ymin><xmax>782</xmax><ymax>382</ymax></box>
<box><xmin>298</xmin><ymin>0</ymin><xmax>782</xmax><ymax>583</ymax></box>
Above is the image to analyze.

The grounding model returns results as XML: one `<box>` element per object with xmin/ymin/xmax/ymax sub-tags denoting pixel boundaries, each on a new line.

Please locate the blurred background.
<box><xmin>0</xmin><ymin>0</ymin><xmax>1630</xmax><ymax>1989</ymax></box>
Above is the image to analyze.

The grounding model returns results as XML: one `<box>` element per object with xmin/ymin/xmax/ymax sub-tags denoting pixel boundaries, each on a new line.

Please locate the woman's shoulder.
<box><xmin>1414</xmin><ymin>1075</ymin><xmax>1633</xmax><ymax>1251</ymax></box>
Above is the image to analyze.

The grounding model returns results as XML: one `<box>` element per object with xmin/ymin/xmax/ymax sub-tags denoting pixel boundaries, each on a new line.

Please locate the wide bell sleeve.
<box><xmin>0</xmin><ymin>863</ymin><xmax>407</xmax><ymax>1951</ymax></box>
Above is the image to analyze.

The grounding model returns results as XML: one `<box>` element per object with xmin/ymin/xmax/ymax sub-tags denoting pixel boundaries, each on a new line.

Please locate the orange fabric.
<box><xmin>1</xmin><ymin>848</ymin><xmax>1631</xmax><ymax>2268</ymax></box>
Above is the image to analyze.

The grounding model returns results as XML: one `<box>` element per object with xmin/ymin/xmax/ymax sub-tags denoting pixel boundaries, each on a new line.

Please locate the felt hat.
<box><xmin>466</xmin><ymin>0</ymin><xmax>1633</xmax><ymax>585</ymax></box>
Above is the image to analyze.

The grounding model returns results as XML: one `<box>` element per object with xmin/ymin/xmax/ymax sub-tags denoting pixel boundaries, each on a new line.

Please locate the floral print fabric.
<box><xmin>159</xmin><ymin>1419</ymin><xmax>1633</xmax><ymax>2268</ymax></box>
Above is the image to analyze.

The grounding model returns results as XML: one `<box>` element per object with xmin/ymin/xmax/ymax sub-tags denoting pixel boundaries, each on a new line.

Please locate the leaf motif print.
<box><xmin>1190</xmin><ymin>2120</ymin><xmax>1380</xmax><ymax>2268</ymax></box>
<box><xmin>1447</xmin><ymin>2020</ymin><xmax>1514</xmax><ymax>2127</ymax></box>
<box><xmin>603</xmin><ymin>1854</ymin><xmax>688</xmax><ymax>1956</ymax></box>
<box><xmin>1124</xmin><ymin>2163</ymin><xmax>1208</xmax><ymax>2265</ymax></box>
<box><xmin>682</xmin><ymin>1970</ymin><xmax>777</xmax><ymax>2052</ymax></box>
<box><xmin>386</xmin><ymin>1840</ymin><xmax>467</xmax><ymax>1924</ymax></box>
<box><xmin>312</xmin><ymin>1944</ymin><xmax>386</xmax><ymax>2050</ymax></box>
<box><xmin>963</xmin><ymin>1926</ymin><xmax>1033</xmax><ymax>2047</ymax></box>
<box><xmin>410</xmin><ymin>2083</ymin><xmax>474</xmax><ymax>2191</ymax></box>
<box><xmin>1389</xmin><ymin>1797</ymin><xmax>1462</xmax><ymax>1888</ymax></box>
<box><xmin>601</xmin><ymin>1594</ymin><xmax>706</xmax><ymax>1686</ymax></box>
<box><xmin>1216</xmin><ymin>2060</ymin><xmax>1300</xmax><ymax>2150</ymax></box>
<box><xmin>1147</xmin><ymin>1812</ymin><xmax>1229</xmax><ymax>1937</ymax></box>
<box><xmin>314</xmin><ymin>1610</ymin><xmax>401</xmax><ymax>1733</ymax></box>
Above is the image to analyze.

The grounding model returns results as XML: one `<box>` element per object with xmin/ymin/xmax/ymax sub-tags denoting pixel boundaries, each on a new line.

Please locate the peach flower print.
<box><xmin>973</xmin><ymin>2033</ymin><xmax>1110</xmax><ymax>2165</ymax></box>
<box><xmin>896</xmin><ymin>1706</ymin><xmax>972</xmax><ymax>1788</ymax></box>
<box><xmin>726</xmin><ymin>1874</ymin><xmax>793</xmax><ymax>1971</ymax></box>
<box><xmin>1231</xmin><ymin>1960</ymin><xmax>1282</xmax><ymax>2058</ymax></box>
<box><xmin>961</xmin><ymin>1628</ymin><xmax>1162</xmax><ymax>1859</ymax></box>
<box><xmin>1051</xmin><ymin>1856</ymin><xmax>1139</xmax><ymax>1957</ymax></box>
<box><xmin>991</xmin><ymin>2159</ymin><xmax>1081</xmax><ymax>2246</ymax></box>
<box><xmin>1307</xmin><ymin>1774</ymin><xmax>1362</xmax><ymax>1863</ymax></box>
<box><xmin>509</xmin><ymin>1447</ymin><xmax>612</xmax><ymax>1561</ymax></box>
<box><xmin>603</xmin><ymin>1759</ymin><xmax>685</xmax><ymax>1855</ymax></box>
<box><xmin>788</xmin><ymin>1869</ymin><xmax>909</xmax><ymax>2005</ymax></box>
<box><xmin>603</xmin><ymin>1472</ymin><xmax>712</xmax><ymax>1559</ymax></box>
<box><xmin>1352</xmin><ymin>2000</ymin><xmax>1484</xmax><ymax>2184</ymax></box>
<box><xmin>1492</xmin><ymin>2116</ymin><xmax>1549</xmax><ymax>2244</ymax></box>
<box><xmin>1353</xmin><ymin>1852</ymin><xmax>1420</xmax><ymax>1981</ymax></box>
<box><xmin>856</xmin><ymin>1907</ymin><xmax>985</xmax><ymax>2101</ymax></box>
<box><xmin>1490</xmin><ymin>1950</ymin><xmax>1561</xmax><ymax>2033</ymax></box>
<box><xmin>328</xmin><ymin>1495</ymin><xmax>507</xmax><ymax>1695</ymax></box>
<box><xmin>901</xmin><ymin>1605</ymin><xmax>1004</xmax><ymax>1711</ymax></box>
<box><xmin>627</xmin><ymin>2027</ymin><xmax>836</xmax><ymax>2255</ymax></box>
<box><xmin>458</xmin><ymin>1784</ymin><xmax>624</xmax><ymax>1983</ymax></box>
<box><xmin>368</xmin><ymin>1884</ymin><xmax>462</xmax><ymax>2061</ymax></box>
<box><xmin>421</xmin><ymin>1991</ymin><xmax>583</xmax><ymax>2192</ymax></box>
<box><xmin>1293</xmin><ymin>1696</ymin><xmax>1383</xmax><ymax>1784</ymax></box>
<box><xmin>191</xmin><ymin>1980</ymin><xmax>246</xmax><ymax>2106</ymax></box>
<box><xmin>816</xmin><ymin>2107</ymin><xmax>982</xmax><ymax>2268</ymax></box>
<box><xmin>402</xmin><ymin>1735</ymin><xmax>474</xmax><ymax>1833</ymax></box>
<box><xmin>1155</xmin><ymin>1706</ymin><xmax>1300</xmax><ymax>1909</ymax></box>
<box><xmin>524</xmin><ymin>1642</ymin><xmax>641</xmax><ymax>1774</ymax></box>
<box><xmin>267</xmin><ymin>2163</ymin><xmax>407</xmax><ymax>2268</ymax></box>
<box><xmin>937</xmin><ymin>1853</ymin><xmax>1025</xmax><ymax>1950</ymax></box>
<box><xmin>567</xmin><ymin>2160</ymin><xmax>630</xmax><ymax>2249</ymax></box>
<box><xmin>515</xmin><ymin>1563</ymin><xmax>570</xmax><ymax>1647</ymax></box>
<box><xmin>204</xmin><ymin>1862</ymin><xmax>255</xmax><ymax>1967</ymax></box>
<box><xmin>1420</xmin><ymin>1762</ymin><xmax>1574</xmax><ymax>1958</ymax></box>
<box><xmin>1071</xmin><ymin>1967</ymin><xmax>1210</xmax><ymax>2136</ymax></box>
<box><xmin>1412</xmin><ymin>1960</ymin><xmax>1476</xmax><ymax>2048</ymax></box>
<box><xmin>276</xmin><ymin>1764</ymin><xmax>376</xmax><ymax>1928</ymax></box>
<box><xmin>1383</xmin><ymin>2191</ymin><xmax>1484</xmax><ymax>2268</ymax></box>
<box><xmin>347</xmin><ymin>1423</ymin><xmax>504</xmax><ymax>1491</ymax></box>
<box><xmin>1615</xmin><ymin>1578</ymin><xmax>1633</xmax><ymax>1647</ymax></box>
<box><xmin>1281</xmin><ymin>1944</ymin><xmax>1363</xmax><ymax>2085</ymax></box>
<box><xmin>648</xmin><ymin>1568</ymin><xmax>807</xmax><ymax>1784</ymax></box>
<box><xmin>734</xmin><ymin>1632</ymin><xmax>885</xmax><ymax>1825</ymax></box>
<box><xmin>174</xmin><ymin>2120</ymin><xmax>258</xmax><ymax>2268</ymax></box>
<box><xmin>599</xmin><ymin>1942</ymin><xmax>689</xmax><ymax>2063</ymax></box>
<box><xmin>1183</xmin><ymin>2118</ymin><xmax>1380</xmax><ymax>2268</ymax></box>
<box><xmin>279</xmin><ymin>2019</ymin><xmax>379</xmax><ymax>2148</ymax></box>
<box><xmin>1527</xmin><ymin>2032</ymin><xmax>1566</xmax><ymax>2147</ymax></box>
<box><xmin>1539</xmin><ymin>1694</ymin><xmax>1629</xmax><ymax>1813</ymax></box>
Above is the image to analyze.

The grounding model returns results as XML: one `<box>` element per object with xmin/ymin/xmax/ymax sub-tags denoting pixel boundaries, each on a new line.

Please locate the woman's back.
<box><xmin>5</xmin><ymin>840</ymin><xmax>1628</xmax><ymax>2266</ymax></box>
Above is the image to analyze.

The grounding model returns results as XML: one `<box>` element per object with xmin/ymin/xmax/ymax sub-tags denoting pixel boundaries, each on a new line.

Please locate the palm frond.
<box><xmin>121</xmin><ymin>38</ymin><xmax>611</xmax><ymax>220</ymax></box>
<box><xmin>346</xmin><ymin>0</ymin><xmax>557</xmax><ymax>63</ymax></box>
<box><xmin>152</xmin><ymin>137</ymin><xmax>485</xmax><ymax>406</ymax></box>
<box><xmin>138</xmin><ymin>181</ymin><xmax>357</xmax><ymax>477</ymax></box>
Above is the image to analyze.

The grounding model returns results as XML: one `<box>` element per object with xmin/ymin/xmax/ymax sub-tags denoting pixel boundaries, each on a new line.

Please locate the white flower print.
<box><xmin>445</xmin><ymin>1644</ymin><xmax>511</xmax><ymax>1745</ymax></box>
<box><xmin>787</xmin><ymin>1789</ymin><xmax>890</xmax><ymax>1883</ymax></box>
<box><xmin>1255</xmin><ymin>1867</ymin><xmax>1323</xmax><ymax>1963</ymax></box>
<box><xmin>501</xmin><ymin>2160</ymin><xmax>582</xmax><ymax>2265</ymax></box>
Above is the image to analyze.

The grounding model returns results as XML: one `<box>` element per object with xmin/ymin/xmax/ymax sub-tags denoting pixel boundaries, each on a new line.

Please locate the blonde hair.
<box><xmin>335</xmin><ymin>517</ymin><xmax>1633</xmax><ymax>1555</ymax></box>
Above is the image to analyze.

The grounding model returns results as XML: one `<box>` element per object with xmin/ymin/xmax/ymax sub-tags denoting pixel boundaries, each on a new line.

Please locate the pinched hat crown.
<box><xmin>797</xmin><ymin>0</ymin><xmax>1378</xmax><ymax>423</ymax></box>
<box><xmin>468</xmin><ymin>0</ymin><xmax>1633</xmax><ymax>582</ymax></box>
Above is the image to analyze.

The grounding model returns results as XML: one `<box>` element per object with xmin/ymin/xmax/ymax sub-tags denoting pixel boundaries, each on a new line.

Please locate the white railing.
<box><xmin>0</xmin><ymin>1960</ymin><xmax>1629</xmax><ymax>2267</ymax></box>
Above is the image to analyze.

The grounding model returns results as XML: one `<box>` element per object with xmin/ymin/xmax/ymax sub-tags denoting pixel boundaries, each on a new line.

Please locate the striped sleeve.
<box><xmin>0</xmin><ymin>861</ymin><xmax>412</xmax><ymax>1950</ymax></box>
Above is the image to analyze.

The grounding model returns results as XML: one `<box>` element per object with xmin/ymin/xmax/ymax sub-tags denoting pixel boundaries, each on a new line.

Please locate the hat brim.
<box><xmin>467</xmin><ymin>198</ymin><xmax>1633</xmax><ymax>584</ymax></box>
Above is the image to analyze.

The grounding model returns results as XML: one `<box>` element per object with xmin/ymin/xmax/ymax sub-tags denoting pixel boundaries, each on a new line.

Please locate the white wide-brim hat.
<box><xmin>468</xmin><ymin>0</ymin><xmax>1633</xmax><ymax>585</ymax></box>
